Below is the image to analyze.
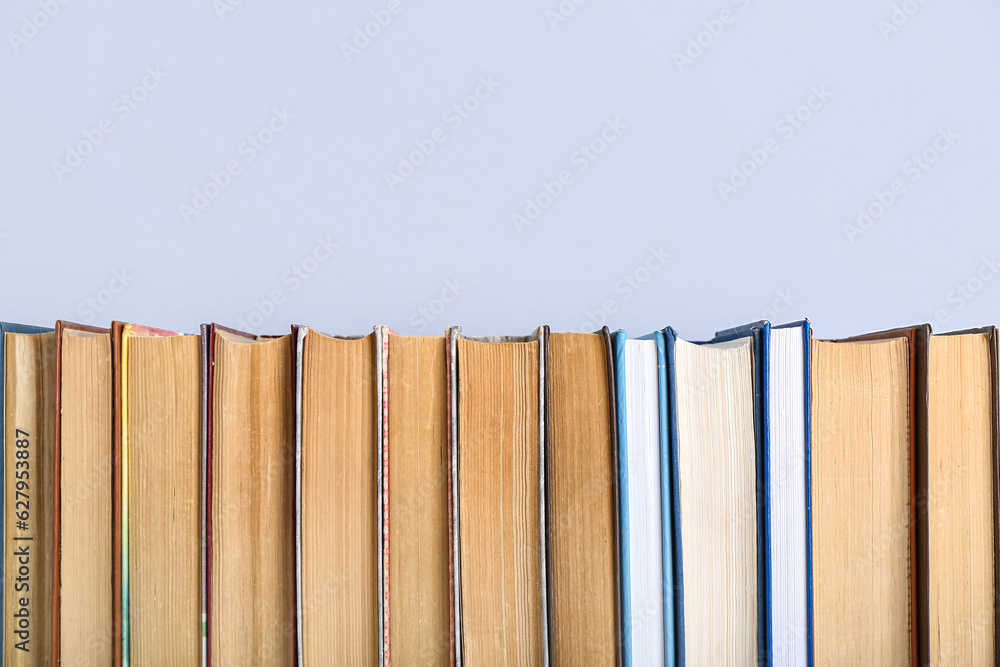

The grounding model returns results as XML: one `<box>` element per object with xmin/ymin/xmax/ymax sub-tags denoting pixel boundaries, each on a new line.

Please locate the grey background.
<box><xmin>2</xmin><ymin>0</ymin><xmax>998</xmax><ymax>340</ymax></box>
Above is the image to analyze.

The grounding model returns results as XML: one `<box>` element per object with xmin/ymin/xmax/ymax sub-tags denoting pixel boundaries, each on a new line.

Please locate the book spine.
<box><xmin>200</xmin><ymin>324</ymin><xmax>211</xmax><ymax>667</ymax></box>
<box><xmin>756</xmin><ymin>324</ymin><xmax>771</xmax><ymax>667</ymax></box>
<box><xmin>612</xmin><ymin>331</ymin><xmax>631</xmax><ymax>667</ymax></box>
<box><xmin>51</xmin><ymin>323</ymin><xmax>65</xmax><ymax>667</ymax></box>
<box><xmin>293</xmin><ymin>326</ymin><xmax>306</xmax><ymax>667</ymax></box>
<box><xmin>992</xmin><ymin>327</ymin><xmax>1000</xmax><ymax>667</ymax></box>
<box><xmin>802</xmin><ymin>322</ymin><xmax>814</xmax><ymax>667</ymax></box>
<box><xmin>654</xmin><ymin>331</ymin><xmax>676</xmax><ymax>667</ymax></box>
<box><xmin>663</xmin><ymin>327</ymin><xmax>685</xmax><ymax>667</ymax></box>
<box><xmin>447</xmin><ymin>326</ymin><xmax>462</xmax><ymax>667</ymax></box>
<box><xmin>602</xmin><ymin>327</ymin><xmax>624</xmax><ymax>667</ymax></box>
<box><xmin>120</xmin><ymin>323</ymin><xmax>132</xmax><ymax>667</ymax></box>
<box><xmin>378</xmin><ymin>326</ymin><xmax>390</xmax><ymax>667</ymax></box>
<box><xmin>537</xmin><ymin>326</ymin><xmax>550</xmax><ymax>667</ymax></box>
<box><xmin>111</xmin><ymin>322</ymin><xmax>123</xmax><ymax>667</ymax></box>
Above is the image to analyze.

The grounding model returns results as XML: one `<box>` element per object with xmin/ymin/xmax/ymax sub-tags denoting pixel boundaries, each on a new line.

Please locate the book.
<box><xmin>52</xmin><ymin>321</ymin><xmax>114</xmax><ymax>665</ymax></box>
<box><xmin>924</xmin><ymin>327</ymin><xmax>997</xmax><ymax>664</ymax></box>
<box><xmin>1</xmin><ymin>322</ymin><xmax>54</xmax><ymax>663</ymax></box>
<box><xmin>449</xmin><ymin>326</ymin><xmax>548</xmax><ymax>666</ymax></box>
<box><xmin>382</xmin><ymin>329</ymin><xmax>452</xmax><ymax>665</ymax></box>
<box><xmin>205</xmin><ymin>324</ymin><xmax>295</xmax><ymax>665</ymax></box>
<box><xmin>665</xmin><ymin>326</ymin><xmax>760</xmax><ymax>665</ymax></box>
<box><xmin>810</xmin><ymin>326</ymin><xmax>924</xmax><ymax>665</ymax></box>
<box><xmin>118</xmin><ymin>323</ymin><xmax>202</xmax><ymax>665</ymax></box>
<box><xmin>713</xmin><ymin>321</ymin><xmax>813</xmax><ymax>667</ymax></box>
<box><xmin>613</xmin><ymin>330</ymin><xmax>671</xmax><ymax>667</ymax></box>
<box><xmin>295</xmin><ymin>327</ymin><xmax>380</xmax><ymax>666</ymax></box>
<box><xmin>547</xmin><ymin>329</ymin><xmax>620</xmax><ymax>666</ymax></box>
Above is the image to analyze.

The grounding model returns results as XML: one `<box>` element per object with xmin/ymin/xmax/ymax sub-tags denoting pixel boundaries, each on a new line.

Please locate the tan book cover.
<box><xmin>295</xmin><ymin>327</ymin><xmax>380</xmax><ymax>666</ymax></box>
<box><xmin>52</xmin><ymin>321</ymin><xmax>113</xmax><ymax>666</ymax></box>
<box><xmin>448</xmin><ymin>326</ymin><xmax>549</xmax><ymax>667</ymax></box>
<box><xmin>1</xmin><ymin>323</ymin><xmax>55</xmax><ymax>664</ymax></box>
<box><xmin>811</xmin><ymin>326</ymin><xmax>925</xmax><ymax>666</ymax></box>
<box><xmin>205</xmin><ymin>323</ymin><xmax>295</xmax><ymax>666</ymax></box>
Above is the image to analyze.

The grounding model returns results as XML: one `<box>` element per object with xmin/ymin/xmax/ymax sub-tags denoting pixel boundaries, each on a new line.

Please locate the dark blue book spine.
<box><xmin>801</xmin><ymin>321</ymin><xmax>814</xmax><ymax>667</ymax></box>
<box><xmin>613</xmin><ymin>330</ymin><xmax>632</xmax><ymax>667</ymax></box>
<box><xmin>663</xmin><ymin>326</ymin><xmax>685</xmax><ymax>667</ymax></box>
<box><xmin>755</xmin><ymin>324</ymin><xmax>771</xmax><ymax>667</ymax></box>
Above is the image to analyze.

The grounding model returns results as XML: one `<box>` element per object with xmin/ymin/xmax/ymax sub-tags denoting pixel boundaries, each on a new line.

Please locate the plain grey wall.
<box><xmin>2</xmin><ymin>0</ymin><xmax>998</xmax><ymax>340</ymax></box>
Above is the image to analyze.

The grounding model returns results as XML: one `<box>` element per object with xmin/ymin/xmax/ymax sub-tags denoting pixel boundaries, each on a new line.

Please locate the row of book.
<box><xmin>0</xmin><ymin>319</ymin><xmax>995</xmax><ymax>666</ymax></box>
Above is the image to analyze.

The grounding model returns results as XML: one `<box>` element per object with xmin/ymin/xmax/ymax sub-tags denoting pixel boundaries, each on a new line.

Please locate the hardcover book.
<box><xmin>117</xmin><ymin>323</ymin><xmax>202</xmax><ymax>665</ymax></box>
<box><xmin>448</xmin><ymin>326</ymin><xmax>549</xmax><ymax>666</ymax></box>
<box><xmin>613</xmin><ymin>329</ymin><xmax>672</xmax><ymax>667</ymax></box>
<box><xmin>204</xmin><ymin>324</ymin><xmax>295</xmax><ymax>665</ymax></box>
<box><xmin>382</xmin><ymin>328</ymin><xmax>452</xmax><ymax>666</ymax></box>
<box><xmin>1</xmin><ymin>322</ymin><xmax>54</xmax><ymax>664</ymax></box>
<box><xmin>52</xmin><ymin>321</ymin><xmax>113</xmax><ymax>666</ymax></box>
<box><xmin>924</xmin><ymin>327</ymin><xmax>997</xmax><ymax>664</ymax></box>
<box><xmin>294</xmin><ymin>327</ymin><xmax>381</xmax><ymax>666</ymax></box>
<box><xmin>811</xmin><ymin>325</ymin><xmax>925</xmax><ymax>665</ymax></box>
<box><xmin>547</xmin><ymin>329</ymin><xmax>620</xmax><ymax>666</ymax></box>
<box><xmin>665</xmin><ymin>326</ymin><xmax>760</xmax><ymax>666</ymax></box>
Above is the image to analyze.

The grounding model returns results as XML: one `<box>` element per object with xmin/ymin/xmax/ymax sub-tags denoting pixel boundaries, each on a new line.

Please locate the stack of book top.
<box><xmin>0</xmin><ymin>319</ymin><xmax>996</xmax><ymax>666</ymax></box>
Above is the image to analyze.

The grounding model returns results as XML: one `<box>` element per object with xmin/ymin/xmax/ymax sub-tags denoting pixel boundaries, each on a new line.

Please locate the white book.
<box><xmin>767</xmin><ymin>324</ymin><xmax>809</xmax><ymax>667</ymax></box>
<box><xmin>616</xmin><ymin>334</ymin><xmax>668</xmax><ymax>667</ymax></box>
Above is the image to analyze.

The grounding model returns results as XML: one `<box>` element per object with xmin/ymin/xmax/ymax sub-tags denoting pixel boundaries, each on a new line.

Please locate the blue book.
<box><xmin>0</xmin><ymin>322</ymin><xmax>53</xmax><ymax>657</ymax></box>
<box><xmin>613</xmin><ymin>330</ymin><xmax>674</xmax><ymax>667</ymax></box>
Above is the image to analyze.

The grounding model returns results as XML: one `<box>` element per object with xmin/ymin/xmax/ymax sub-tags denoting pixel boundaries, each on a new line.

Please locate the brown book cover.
<box><xmin>1</xmin><ymin>322</ymin><xmax>55</xmax><ymax>665</ymax></box>
<box><xmin>294</xmin><ymin>326</ymin><xmax>381</xmax><ymax>666</ymax></box>
<box><xmin>447</xmin><ymin>325</ymin><xmax>550</xmax><ymax>667</ymax></box>
<box><xmin>542</xmin><ymin>327</ymin><xmax>621</xmax><ymax>666</ymax></box>
<box><xmin>113</xmin><ymin>321</ymin><xmax>202</xmax><ymax>665</ymax></box>
<box><xmin>204</xmin><ymin>322</ymin><xmax>296</xmax><ymax>665</ymax></box>
<box><xmin>51</xmin><ymin>320</ymin><xmax>112</xmax><ymax>666</ymax></box>
<box><xmin>203</xmin><ymin>323</ymin><xmax>254</xmax><ymax>667</ymax></box>
<box><xmin>381</xmin><ymin>327</ymin><xmax>454</xmax><ymax>667</ymax></box>
<box><xmin>838</xmin><ymin>324</ymin><xmax>929</xmax><ymax>667</ymax></box>
<box><xmin>929</xmin><ymin>326</ymin><xmax>999</xmax><ymax>664</ymax></box>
